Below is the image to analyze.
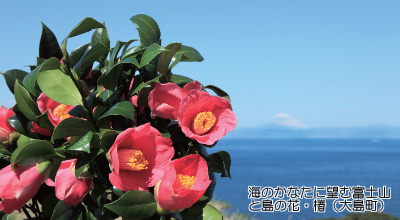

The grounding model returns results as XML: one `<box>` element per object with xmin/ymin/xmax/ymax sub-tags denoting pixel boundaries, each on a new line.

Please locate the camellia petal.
<box><xmin>148</xmin><ymin>81</ymin><xmax>203</xmax><ymax>120</ymax></box>
<box><xmin>178</xmin><ymin>90</ymin><xmax>237</xmax><ymax>145</ymax></box>
<box><xmin>53</xmin><ymin>159</ymin><xmax>93</xmax><ymax>206</ymax></box>
<box><xmin>108</xmin><ymin>123</ymin><xmax>175</xmax><ymax>191</ymax></box>
<box><xmin>37</xmin><ymin>93</ymin><xmax>75</xmax><ymax>127</ymax></box>
<box><xmin>0</xmin><ymin>107</ymin><xmax>15</xmax><ymax>144</ymax></box>
<box><xmin>0</xmin><ymin>159</ymin><xmax>50</xmax><ymax>214</ymax></box>
<box><xmin>155</xmin><ymin>154</ymin><xmax>211</xmax><ymax>211</ymax></box>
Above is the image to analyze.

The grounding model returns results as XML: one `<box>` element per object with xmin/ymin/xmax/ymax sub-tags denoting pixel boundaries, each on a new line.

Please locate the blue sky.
<box><xmin>1</xmin><ymin>0</ymin><xmax>399</xmax><ymax>129</ymax></box>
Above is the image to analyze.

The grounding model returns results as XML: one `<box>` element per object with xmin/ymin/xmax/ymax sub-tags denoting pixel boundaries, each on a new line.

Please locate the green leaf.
<box><xmin>2</xmin><ymin>69</ymin><xmax>28</xmax><ymax>93</ymax></box>
<box><xmin>130</xmin><ymin>14</ymin><xmax>161</xmax><ymax>47</ymax></box>
<box><xmin>104</xmin><ymin>190</ymin><xmax>157</xmax><ymax>218</ymax></box>
<box><xmin>181</xmin><ymin>200</ymin><xmax>207</xmax><ymax>220</ymax></box>
<box><xmin>73</xmin><ymin>43</ymin><xmax>109</xmax><ymax>77</ymax></box>
<box><xmin>121</xmin><ymin>45</ymin><xmax>144</xmax><ymax>60</ymax></box>
<box><xmin>207</xmin><ymin>151</ymin><xmax>231</xmax><ymax>178</ymax></box>
<box><xmin>22</xmin><ymin>57</ymin><xmax>60</xmax><ymax>97</ymax></box>
<box><xmin>39</xmin><ymin>23</ymin><xmax>63</xmax><ymax>59</ymax></box>
<box><xmin>170</xmin><ymin>45</ymin><xmax>204</xmax><ymax>69</ymax></box>
<box><xmin>74</xmin><ymin>158</ymin><xmax>90</xmax><ymax>177</ymax></box>
<box><xmin>91</xmin><ymin>27</ymin><xmax>110</xmax><ymax>48</ymax></box>
<box><xmin>17</xmin><ymin>135</ymin><xmax>39</xmax><ymax>147</ymax></box>
<box><xmin>36</xmin><ymin>112</ymin><xmax>54</xmax><ymax>130</ymax></box>
<box><xmin>61</xmin><ymin>17</ymin><xmax>105</xmax><ymax>59</ymax></box>
<box><xmin>98</xmin><ymin>62</ymin><xmax>134</xmax><ymax>90</ymax></box>
<box><xmin>7</xmin><ymin>114</ymin><xmax>27</xmax><ymax>134</ymax></box>
<box><xmin>157</xmin><ymin>43</ymin><xmax>181</xmax><ymax>76</ymax></box>
<box><xmin>51</xmin><ymin>201</ymin><xmax>81</xmax><ymax>220</ymax></box>
<box><xmin>67</xmin><ymin>131</ymin><xmax>92</xmax><ymax>153</ymax></box>
<box><xmin>98</xmin><ymin>101</ymin><xmax>135</xmax><ymax>121</ymax></box>
<box><xmin>99</xmin><ymin>129</ymin><xmax>119</xmax><ymax>149</ymax></box>
<box><xmin>109</xmin><ymin>41</ymin><xmax>123</xmax><ymax>67</ymax></box>
<box><xmin>171</xmin><ymin>74</ymin><xmax>193</xmax><ymax>85</ymax></box>
<box><xmin>14</xmin><ymin>81</ymin><xmax>41</xmax><ymax>121</ymax></box>
<box><xmin>68</xmin><ymin>17</ymin><xmax>105</xmax><ymax>38</ymax></box>
<box><xmin>69</xmin><ymin>43</ymin><xmax>90</xmax><ymax>68</ymax></box>
<box><xmin>11</xmin><ymin>139</ymin><xmax>54</xmax><ymax>165</ymax></box>
<box><xmin>203</xmin><ymin>204</ymin><xmax>223</xmax><ymax>220</ymax></box>
<box><xmin>37</xmin><ymin>68</ymin><xmax>82</xmax><ymax>105</ymax></box>
<box><xmin>51</xmin><ymin>118</ymin><xmax>95</xmax><ymax>142</ymax></box>
<box><xmin>139</xmin><ymin>43</ymin><xmax>167</xmax><ymax>68</ymax></box>
<box><xmin>205</xmin><ymin>85</ymin><xmax>231</xmax><ymax>101</ymax></box>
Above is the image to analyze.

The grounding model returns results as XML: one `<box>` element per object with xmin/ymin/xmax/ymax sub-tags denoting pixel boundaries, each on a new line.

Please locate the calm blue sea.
<box><xmin>210</xmin><ymin>139</ymin><xmax>400</xmax><ymax>220</ymax></box>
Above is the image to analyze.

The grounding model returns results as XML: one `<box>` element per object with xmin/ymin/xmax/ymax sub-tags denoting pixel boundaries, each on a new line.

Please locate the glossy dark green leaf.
<box><xmin>109</xmin><ymin>41</ymin><xmax>123</xmax><ymax>67</ymax></box>
<box><xmin>203</xmin><ymin>204</ymin><xmax>223</xmax><ymax>220</ymax></box>
<box><xmin>171</xmin><ymin>74</ymin><xmax>193</xmax><ymax>85</ymax></box>
<box><xmin>130</xmin><ymin>14</ymin><xmax>161</xmax><ymax>47</ymax></box>
<box><xmin>104</xmin><ymin>190</ymin><xmax>157</xmax><ymax>218</ymax></box>
<box><xmin>1</xmin><ymin>69</ymin><xmax>28</xmax><ymax>93</ymax></box>
<box><xmin>181</xmin><ymin>200</ymin><xmax>207</xmax><ymax>220</ymax></box>
<box><xmin>98</xmin><ymin>62</ymin><xmax>134</xmax><ymax>90</ymax></box>
<box><xmin>7</xmin><ymin>114</ymin><xmax>27</xmax><ymax>134</ymax></box>
<box><xmin>17</xmin><ymin>135</ymin><xmax>39</xmax><ymax>147</ymax></box>
<box><xmin>23</xmin><ymin>57</ymin><xmax>61</xmax><ymax>97</ymax></box>
<box><xmin>11</xmin><ymin>139</ymin><xmax>54</xmax><ymax>165</ymax></box>
<box><xmin>61</xmin><ymin>17</ymin><xmax>105</xmax><ymax>59</ymax></box>
<box><xmin>51</xmin><ymin>201</ymin><xmax>81</xmax><ymax>220</ymax></box>
<box><xmin>37</xmin><ymin>68</ymin><xmax>82</xmax><ymax>105</ymax></box>
<box><xmin>39</xmin><ymin>23</ymin><xmax>63</xmax><ymax>59</ymax></box>
<box><xmin>121</xmin><ymin>39</ymin><xmax>138</xmax><ymax>56</ymax></box>
<box><xmin>205</xmin><ymin>85</ymin><xmax>231</xmax><ymax>101</ymax></box>
<box><xmin>70</xmin><ymin>43</ymin><xmax>90</xmax><ymax>68</ymax></box>
<box><xmin>68</xmin><ymin>17</ymin><xmax>105</xmax><ymax>38</ymax></box>
<box><xmin>36</xmin><ymin>112</ymin><xmax>54</xmax><ymax>130</ymax></box>
<box><xmin>22</xmin><ymin>57</ymin><xmax>60</xmax><ymax>97</ymax></box>
<box><xmin>98</xmin><ymin>101</ymin><xmax>135</xmax><ymax>121</ymax></box>
<box><xmin>121</xmin><ymin>56</ymin><xmax>140</xmax><ymax>68</ymax></box>
<box><xmin>51</xmin><ymin>118</ymin><xmax>95</xmax><ymax>142</ymax></box>
<box><xmin>74</xmin><ymin>158</ymin><xmax>90</xmax><ymax>177</ymax></box>
<box><xmin>207</xmin><ymin>151</ymin><xmax>231</xmax><ymax>178</ymax></box>
<box><xmin>121</xmin><ymin>45</ymin><xmax>144</xmax><ymax>60</ymax></box>
<box><xmin>170</xmin><ymin>45</ymin><xmax>204</xmax><ymax>69</ymax></box>
<box><xmin>14</xmin><ymin>81</ymin><xmax>41</xmax><ymax>121</ymax></box>
<box><xmin>67</xmin><ymin>131</ymin><xmax>92</xmax><ymax>153</ymax></box>
<box><xmin>139</xmin><ymin>43</ymin><xmax>166</xmax><ymax>68</ymax></box>
<box><xmin>91</xmin><ymin>27</ymin><xmax>110</xmax><ymax>48</ymax></box>
<box><xmin>100</xmin><ymin>129</ymin><xmax>119</xmax><ymax>149</ymax></box>
<box><xmin>157</xmin><ymin>43</ymin><xmax>181</xmax><ymax>76</ymax></box>
<box><xmin>73</xmin><ymin>43</ymin><xmax>109</xmax><ymax>77</ymax></box>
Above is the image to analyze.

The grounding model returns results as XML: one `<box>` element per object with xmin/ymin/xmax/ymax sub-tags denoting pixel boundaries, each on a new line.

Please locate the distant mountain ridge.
<box><xmin>227</xmin><ymin>124</ymin><xmax>400</xmax><ymax>139</ymax></box>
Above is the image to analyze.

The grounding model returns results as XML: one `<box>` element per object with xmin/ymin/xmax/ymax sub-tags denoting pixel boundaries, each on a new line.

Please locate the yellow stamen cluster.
<box><xmin>177</xmin><ymin>174</ymin><xmax>196</xmax><ymax>189</ymax></box>
<box><xmin>192</xmin><ymin>111</ymin><xmax>217</xmax><ymax>135</ymax></box>
<box><xmin>126</xmin><ymin>150</ymin><xmax>149</xmax><ymax>171</ymax></box>
<box><xmin>53</xmin><ymin>104</ymin><xmax>72</xmax><ymax>120</ymax></box>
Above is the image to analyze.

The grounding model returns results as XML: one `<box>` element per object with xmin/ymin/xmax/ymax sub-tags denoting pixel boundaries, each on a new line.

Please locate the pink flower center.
<box><xmin>53</xmin><ymin>104</ymin><xmax>72</xmax><ymax>120</ymax></box>
<box><xmin>126</xmin><ymin>150</ymin><xmax>149</xmax><ymax>171</ymax></box>
<box><xmin>192</xmin><ymin>111</ymin><xmax>216</xmax><ymax>135</ymax></box>
<box><xmin>177</xmin><ymin>174</ymin><xmax>196</xmax><ymax>189</ymax></box>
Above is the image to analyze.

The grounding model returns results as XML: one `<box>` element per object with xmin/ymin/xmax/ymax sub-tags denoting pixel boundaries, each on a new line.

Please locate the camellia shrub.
<box><xmin>0</xmin><ymin>14</ymin><xmax>236</xmax><ymax>219</ymax></box>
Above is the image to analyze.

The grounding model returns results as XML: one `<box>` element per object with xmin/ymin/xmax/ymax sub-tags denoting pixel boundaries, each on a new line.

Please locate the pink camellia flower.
<box><xmin>31</xmin><ymin>122</ymin><xmax>52</xmax><ymax>136</ymax></box>
<box><xmin>53</xmin><ymin>159</ymin><xmax>93</xmax><ymax>206</ymax></box>
<box><xmin>108</xmin><ymin>123</ymin><xmax>174</xmax><ymax>191</ymax></box>
<box><xmin>177</xmin><ymin>90</ymin><xmax>237</xmax><ymax>145</ymax></box>
<box><xmin>37</xmin><ymin>93</ymin><xmax>75</xmax><ymax>127</ymax></box>
<box><xmin>0</xmin><ymin>159</ymin><xmax>50</xmax><ymax>214</ymax></box>
<box><xmin>0</xmin><ymin>106</ymin><xmax>15</xmax><ymax>144</ymax></box>
<box><xmin>148</xmin><ymin>81</ymin><xmax>203</xmax><ymax>120</ymax></box>
<box><xmin>154</xmin><ymin>154</ymin><xmax>211</xmax><ymax>211</ymax></box>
